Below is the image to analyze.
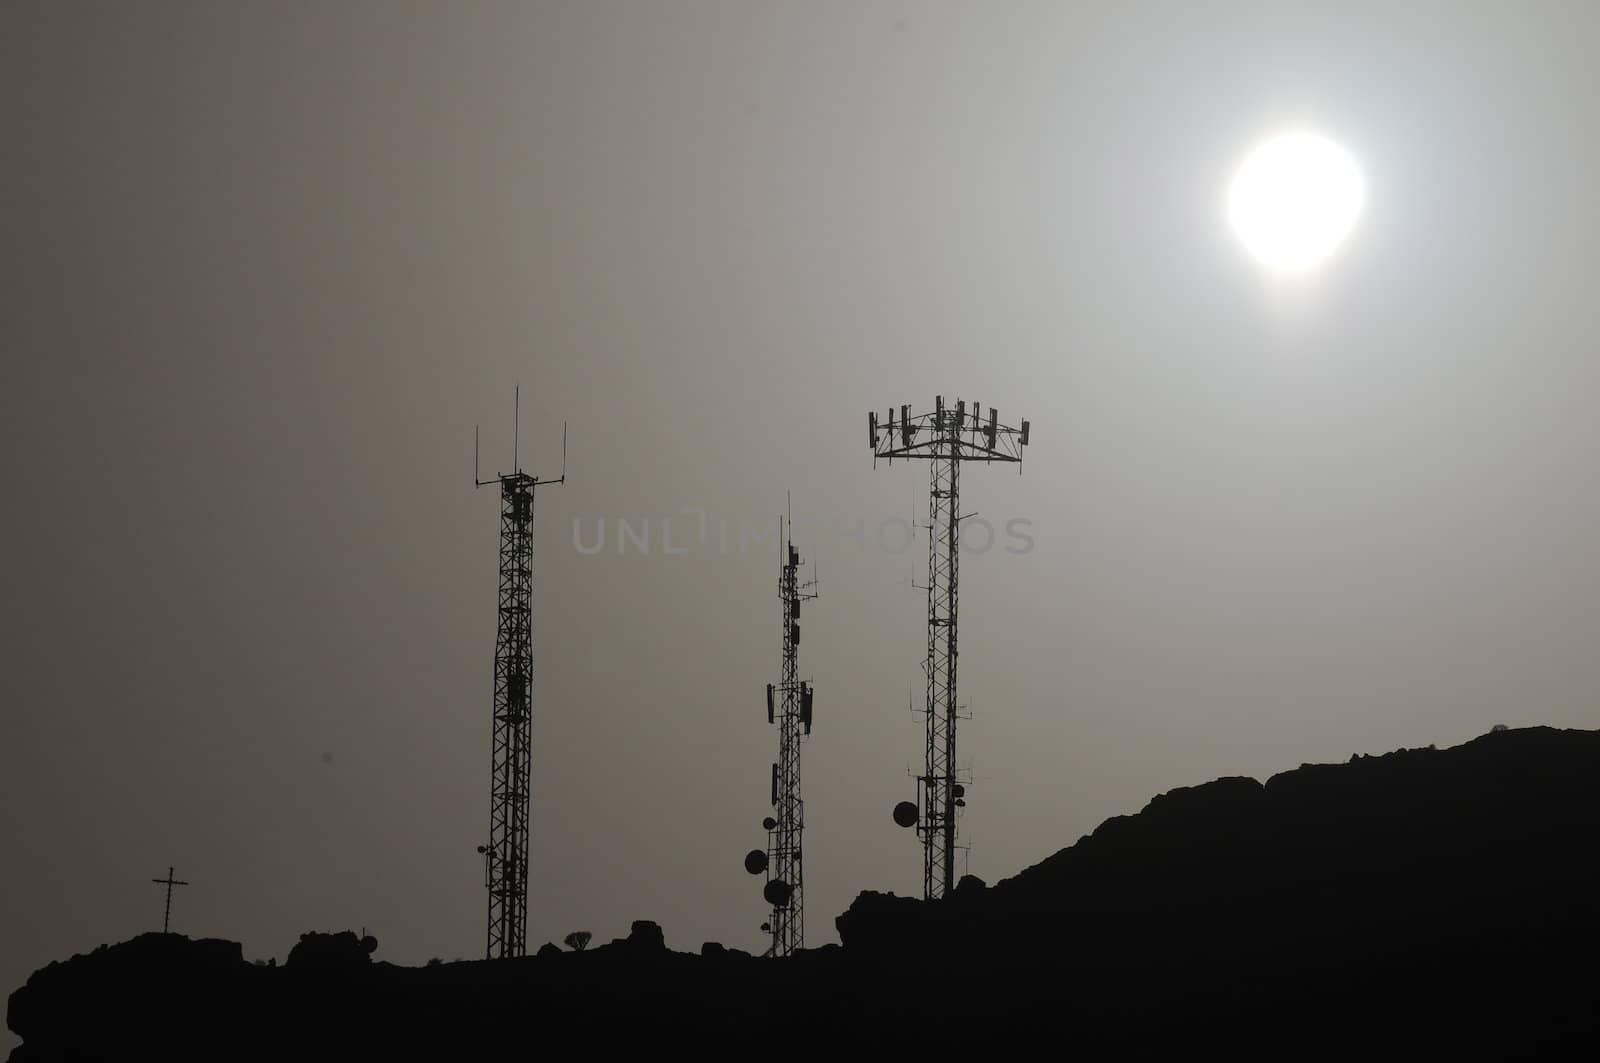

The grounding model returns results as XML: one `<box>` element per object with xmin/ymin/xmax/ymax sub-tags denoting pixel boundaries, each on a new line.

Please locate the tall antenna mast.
<box><xmin>869</xmin><ymin>397</ymin><xmax>1030</xmax><ymax>900</ymax></box>
<box><xmin>474</xmin><ymin>397</ymin><xmax>567</xmax><ymax>960</ymax></box>
<box><xmin>742</xmin><ymin>501</ymin><xmax>819</xmax><ymax>956</ymax></box>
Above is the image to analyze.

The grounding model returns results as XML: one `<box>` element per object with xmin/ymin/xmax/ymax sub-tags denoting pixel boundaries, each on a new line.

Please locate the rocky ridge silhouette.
<box><xmin>10</xmin><ymin>726</ymin><xmax>1599</xmax><ymax>1058</ymax></box>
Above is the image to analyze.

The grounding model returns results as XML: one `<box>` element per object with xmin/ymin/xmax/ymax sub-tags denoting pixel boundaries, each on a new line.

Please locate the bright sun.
<box><xmin>1229</xmin><ymin>132</ymin><xmax>1364</xmax><ymax>272</ymax></box>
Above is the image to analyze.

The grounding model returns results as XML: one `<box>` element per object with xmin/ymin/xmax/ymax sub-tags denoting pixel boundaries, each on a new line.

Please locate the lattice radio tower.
<box><xmin>474</xmin><ymin>387</ymin><xmax>565</xmax><ymax>960</ymax></box>
<box><xmin>742</xmin><ymin>504</ymin><xmax>818</xmax><ymax>956</ymax></box>
<box><xmin>869</xmin><ymin>397</ymin><xmax>1029</xmax><ymax>900</ymax></box>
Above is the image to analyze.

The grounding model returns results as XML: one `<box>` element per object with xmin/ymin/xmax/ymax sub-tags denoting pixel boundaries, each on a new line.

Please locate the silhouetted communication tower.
<box><xmin>869</xmin><ymin>397</ymin><xmax>1029</xmax><ymax>900</ymax></box>
<box><xmin>743</xmin><ymin>510</ymin><xmax>818</xmax><ymax>957</ymax></box>
<box><xmin>474</xmin><ymin>387</ymin><xmax>566</xmax><ymax>960</ymax></box>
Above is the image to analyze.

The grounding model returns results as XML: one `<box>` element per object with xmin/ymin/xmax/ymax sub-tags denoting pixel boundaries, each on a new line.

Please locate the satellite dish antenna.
<box><xmin>952</xmin><ymin>784</ymin><xmax>965</xmax><ymax>799</ymax></box>
<box><xmin>761</xmin><ymin>817</ymin><xmax>777</xmax><ymax>831</ymax></box>
<box><xmin>763</xmin><ymin>879</ymin><xmax>794</xmax><ymax>907</ymax></box>
<box><xmin>892</xmin><ymin>801</ymin><xmax>919</xmax><ymax>829</ymax></box>
<box><xmin>744</xmin><ymin>849</ymin><xmax>768</xmax><ymax>876</ymax></box>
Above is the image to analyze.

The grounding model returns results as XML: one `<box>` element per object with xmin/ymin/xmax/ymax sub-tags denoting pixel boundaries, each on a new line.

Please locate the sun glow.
<box><xmin>1229</xmin><ymin>132</ymin><xmax>1364</xmax><ymax>272</ymax></box>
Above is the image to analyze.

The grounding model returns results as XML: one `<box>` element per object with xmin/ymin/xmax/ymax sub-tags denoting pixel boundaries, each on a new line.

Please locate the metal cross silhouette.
<box><xmin>152</xmin><ymin>866</ymin><xmax>188</xmax><ymax>934</ymax></box>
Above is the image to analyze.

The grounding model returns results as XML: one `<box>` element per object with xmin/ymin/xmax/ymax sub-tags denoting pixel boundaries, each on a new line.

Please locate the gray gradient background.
<box><xmin>4</xmin><ymin>0</ymin><xmax>1599</xmax><ymax>1033</ymax></box>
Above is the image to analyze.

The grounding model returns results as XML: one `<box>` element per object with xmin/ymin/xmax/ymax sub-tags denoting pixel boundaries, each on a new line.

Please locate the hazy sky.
<box><xmin>5</xmin><ymin>0</ymin><xmax>1600</xmax><ymax>1024</ymax></box>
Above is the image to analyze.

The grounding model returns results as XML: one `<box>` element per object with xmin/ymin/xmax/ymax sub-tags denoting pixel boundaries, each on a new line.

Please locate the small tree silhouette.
<box><xmin>563</xmin><ymin>931</ymin><xmax>592</xmax><ymax>952</ymax></box>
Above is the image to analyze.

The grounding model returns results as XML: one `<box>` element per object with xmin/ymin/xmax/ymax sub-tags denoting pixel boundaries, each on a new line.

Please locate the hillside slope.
<box><xmin>840</xmin><ymin>726</ymin><xmax>1600</xmax><ymax>972</ymax></box>
<box><xmin>12</xmin><ymin>727</ymin><xmax>1600</xmax><ymax>1058</ymax></box>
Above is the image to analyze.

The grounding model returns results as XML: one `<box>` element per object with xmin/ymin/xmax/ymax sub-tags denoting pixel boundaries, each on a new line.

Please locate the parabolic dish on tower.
<box><xmin>892</xmin><ymin>801</ymin><xmax>919</xmax><ymax>829</ymax></box>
